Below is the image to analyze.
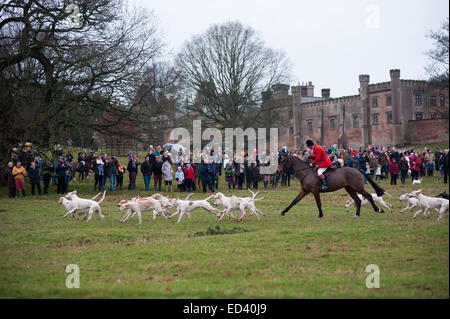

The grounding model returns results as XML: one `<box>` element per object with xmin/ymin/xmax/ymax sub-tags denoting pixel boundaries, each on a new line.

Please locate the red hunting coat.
<box><xmin>309</xmin><ymin>145</ymin><xmax>333</xmax><ymax>168</ymax></box>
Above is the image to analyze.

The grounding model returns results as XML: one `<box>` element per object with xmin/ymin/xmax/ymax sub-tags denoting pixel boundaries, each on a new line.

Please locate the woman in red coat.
<box><xmin>410</xmin><ymin>153</ymin><xmax>421</xmax><ymax>182</ymax></box>
<box><xmin>306</xmin><ymin>140</ymin><xmax>333</xmax><ymax>191</ymax></box>
<box><xmin>184</xmin><ymin>162</ymin><xmax>195</xmax><ymax>192</ymax></box>
<box><xmin>389</xmin><ymin>158</ymin><xmax>400</xmax><ymax>185</ymax></box>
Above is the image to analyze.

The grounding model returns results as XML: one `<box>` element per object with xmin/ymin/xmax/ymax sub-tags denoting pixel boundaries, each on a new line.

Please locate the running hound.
<box><xmin>167</xmin><ymin>194</ymin><xmax>221</xmax><ymax>224</ymax></box>
<box><xmin>213</xmin><ymin>189</ymin><xmax>265</xmax><ymax>221</ymax></box>
<box><xmin>63</xmin><ymin>190</ymin><xmax>106</xmax><ymax>221</ymax></box>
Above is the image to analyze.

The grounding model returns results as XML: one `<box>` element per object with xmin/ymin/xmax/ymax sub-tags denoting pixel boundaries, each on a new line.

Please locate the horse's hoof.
<box><xmin>353</xmin><ymin>215</ymin><xmax>359</xmax><ymax>218</ymax></box>
<box><xmin>318</xmin><ymin>215</ymin><xmax>323</xmax><ymax>218</ymax></box>
<box><xmin>280</xmin><ymin>211</ymin><xmax>285</xmax><ymax>216</ymax></box>
<box><xmin>378</xmin><ymin>209</ymin><xmax>384</xmax><ymax>213</ymax></box>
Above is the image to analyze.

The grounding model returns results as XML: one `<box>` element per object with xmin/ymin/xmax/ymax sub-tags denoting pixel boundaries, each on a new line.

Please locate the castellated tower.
<box><xmin>359</xmin><ymin>74</ymin><xmax>371</xmax><ymax>147</ymax></box>
<box><xmin>390</xmin><ymin>69</ymin><xmax>403</xmax><ymax>146</ymax></box>
<box><xmin>291</xmin><ymin>85</ymin><xmax>302</xmax><ymax>149</ymax></box>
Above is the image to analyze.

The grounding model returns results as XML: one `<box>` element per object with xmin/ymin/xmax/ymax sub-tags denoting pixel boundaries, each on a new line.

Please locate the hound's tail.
<box><xmin>91</xmin><ymin>192</ymin><xmax>102</xmax><ymax>200</ymax></box>
<box><xmin>253</xmin><ymin>197</ymin><xmax>264</xmax><ymax>201</ymax></box>
<box><xmin>366</xmin><ymin>175</ymin><xmax>385</xmax><ymax>197</ymax></box>
<box><xmin>184</xmin><ymin>193</ymin><xmax>194</xmax><ymax>200</ymax></box>
<box><xmin>97</xmin><ymin>191</ymin><xmax>106</xmax><ymax>204</ymax></box>
<box><xmin>204</xmin><ymin>194</ymin><xmax>215</xmax><ymax>201</ymax></box>
<box><xmin>248</xmin><ymin>189</ymin><xmax>259</xmax><ymax>199</ymax></box>
<box><xmin>384</xmin><ymin>192</ymin><xmax>393</xmax><ymax>198</ymax></box>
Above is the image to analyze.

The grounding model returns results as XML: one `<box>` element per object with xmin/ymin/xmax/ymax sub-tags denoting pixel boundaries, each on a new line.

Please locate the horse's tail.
<box><xmin>366</xmin><ymin>175</ymin><xmax>385</xmax><ymax>197</ymax></box>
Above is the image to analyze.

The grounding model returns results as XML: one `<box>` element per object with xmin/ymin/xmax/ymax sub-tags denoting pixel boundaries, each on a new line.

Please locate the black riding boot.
<box><xmin>320</xmin><ymin>177</ymin><xmax>328</xmax><ymax>191</ymax></box>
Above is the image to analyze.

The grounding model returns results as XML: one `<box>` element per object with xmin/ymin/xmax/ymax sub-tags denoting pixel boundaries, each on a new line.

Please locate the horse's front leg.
<box><xmin>280</xmin><ymin>189</ymin><xmax>309</xmax><ymax>216</ymax></box>
<box><xmin>312</xmin><ymin>191</ymin><xmax>324</xmax><ymax>218</ymax></box>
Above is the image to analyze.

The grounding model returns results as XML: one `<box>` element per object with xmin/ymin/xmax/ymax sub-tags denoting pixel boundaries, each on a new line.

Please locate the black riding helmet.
<box><xmin>306</xmin><ymin>140</ymin><xmax>314</xmax><ymax>148</ymax></box>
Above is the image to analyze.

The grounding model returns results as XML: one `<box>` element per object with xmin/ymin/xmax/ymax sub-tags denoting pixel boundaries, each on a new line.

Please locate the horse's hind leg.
<box><xmin>345</xmin><ymin>186</ymin><xmax>362</xmax><ymax>217</ymax></box>
<box><xmin>359</xmin><ymin>189</ymin><xmax>383</xmax><ymax>213</ymax></box>
<box><xmin>312</xmin><ymin>191</ymin><xmax>324</xmax><ymax>218</ymax></box>
<box><xmin>280</xmin><ymin>189</ymin><xmax>309</xmax><ymax>216</ymax></box>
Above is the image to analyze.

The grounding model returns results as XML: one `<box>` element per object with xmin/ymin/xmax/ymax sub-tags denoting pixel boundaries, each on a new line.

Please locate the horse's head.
<box><xmin>280</xmin><ymin>155</ymin><xmax>292</xmax><ymax>171</ymax></box>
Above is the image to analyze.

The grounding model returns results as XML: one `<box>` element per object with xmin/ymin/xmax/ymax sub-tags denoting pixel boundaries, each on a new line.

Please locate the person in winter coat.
<box><xmin>4</xmin><ymin>162</ymin><xmax>16</xmax><ymax>198</ymax></box>
<box><xmin>28</xmin><ymin>161</ymin><xmax>42</xmax><ymax>195</ymax></box>
<box><xmin>225</xmin><ymin>163</ymin><xmax>235</xmax><ymax>190</ymax></box>
<box><xmin>116</xmin><ymin>162</ymin><xmax>126</xmax><ymax>190</ymax></box>
<box><xmin>175</xmin><ymin>166</ymin><xmax>185</xmax><ymax>192</ymax></box>
<box><xmin>398</xmin><ymin>154</ymin><xmax>409</xmax><ymax>185</ymax></box>
<box><xmin>13</xmin><ymin>161</ymin><xmax>27</xmax><ymax>197</ymax></box>
<box><xmin>104</xmin><ymin>157</ymin><xmax>118</xmax><ymax>192</ymax></box>
<box><xmin>184</xmin><ymin>163</ymin><xmax>195</xmax><ymax>192</ymax></box>
<box><xmin>153</xmin><ymin>156</ymin><xmax>163</xmax><ymax>191</ymax></box>
<box><xmin>200</xmin><ymin>160</ymin><xmax>214</xmax><ymax>193</ymax></box>
<box><xmin>162</xmin><ymin>159</ymin><xmax>173</xmax><ymax>192</ymax></box>
<box><xmin>410</xmin><ymin>153</ymin><xmax>421</xmax><ymax>182</ymax></box>
<box><xmin>127</xmin><ymin>157</ymin><xmax>140</xmax><ymax>190</ymax></box>
<box><xmin>377</xmin><ymin>151</ymin><xmax>388</xmax><ymax>179</ymax></box>
<box><xmin>251</xmin><ymin>163</ymin><xmax>260</xmax><ymax>189</ymax></box>
<box><xmin>55</xmin><ymin>157</ymin><xmax>68</xmax><ymax>194</ymax></box>
<box><xmin>141</xmin><ymin>156</ymin><xmax>153</xmax><ymax>191</ymax></box>
<box><xmin>389</xmin><ymin>158</ymin><xmax>400</xmax><ymax>185</ymax></box>
<box><xmin>368</xmin><ymin>152</ymin><xmax>377</xmax><ymax>177</ymax></box>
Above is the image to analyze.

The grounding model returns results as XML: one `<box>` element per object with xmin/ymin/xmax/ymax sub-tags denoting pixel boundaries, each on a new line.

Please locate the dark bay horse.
<box><xmin>280</xmin><ymin>155</ymin><xmax>385</xmax><ymax>218</ymax></box>
<box><xmin>71</xmin><ymin>154</ymin><xmax>94</xmax><ymax>181</ymax></box>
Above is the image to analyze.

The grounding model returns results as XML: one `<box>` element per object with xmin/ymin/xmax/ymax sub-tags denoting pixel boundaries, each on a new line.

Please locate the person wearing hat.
<box><xmin>4</xmin><ymin>162</ymin><xmax>16</xmax><ymax>198</ymax></box>
<box><xmin>306</xmin><ymin>140</ymin><xmax>333</xmax><ymax>191</ymax></box>
<box><xmin>55</xmin><ymin>156</ymin><xmax>68</xmax><ymax>194</ymax></box>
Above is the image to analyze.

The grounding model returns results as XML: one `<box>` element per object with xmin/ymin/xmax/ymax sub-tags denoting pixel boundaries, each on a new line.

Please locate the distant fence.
<box><xmin>97</xmin><ymin>141</ymin><xmax>139</xmax><ymax>157</ymax></box>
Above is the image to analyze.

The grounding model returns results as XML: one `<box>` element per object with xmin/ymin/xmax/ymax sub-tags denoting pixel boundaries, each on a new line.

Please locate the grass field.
<box><xmin>0</xmin><ymin>167</ymin><xmax>448</xmax><ymax>298</ymax></box>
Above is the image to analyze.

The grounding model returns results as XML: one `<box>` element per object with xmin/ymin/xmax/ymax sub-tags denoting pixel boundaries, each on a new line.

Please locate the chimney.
<box><xmin>306</xmin><ymin>81</ymin><xmax>314</xmax><ymax>97</ymax></box>
<box><xmin>321</xmin><ymin>88</ymin><xmax>330</xmax><ymax>99</ymax></box>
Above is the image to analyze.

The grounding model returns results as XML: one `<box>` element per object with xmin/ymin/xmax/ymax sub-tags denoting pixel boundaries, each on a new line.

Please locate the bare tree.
<box><xmin>176</xmin><ymin>21</ymin><xmax>291</xmax><ymax>130</ymax></box>
<box><xmin>425</xmin><ymin>17</ymin><xmax>449</xmax><ymax>86</ymax></box>
<box><xmin>0</xmin><ymin>0</ymin><xmax>164</xmax><ymax>165</ymax></box>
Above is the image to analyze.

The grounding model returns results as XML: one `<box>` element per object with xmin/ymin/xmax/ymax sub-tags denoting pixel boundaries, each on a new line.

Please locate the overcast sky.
<box><xmin>132</xmin><ymin>0</ymin><xmax>448</xmax><ymax>97</ymax></box>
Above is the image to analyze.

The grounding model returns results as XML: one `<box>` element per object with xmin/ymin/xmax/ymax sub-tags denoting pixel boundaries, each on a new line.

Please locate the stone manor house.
<box><xmin>263</xmin><ymin>69</ymin><xmax>449</xmax><ymax>150</ymax></box>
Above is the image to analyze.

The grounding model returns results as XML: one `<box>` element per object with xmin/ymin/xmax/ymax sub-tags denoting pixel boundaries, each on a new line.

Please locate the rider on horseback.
<box><xmin>306</xmin><ymin>140</ymin><xmax>333</xmax><ymax>191</ymax></box>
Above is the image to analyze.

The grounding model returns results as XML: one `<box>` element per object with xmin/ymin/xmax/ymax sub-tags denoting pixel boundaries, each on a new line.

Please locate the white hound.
<box><xmin>118</xmin><ymin>196</ymin><xmax>168</xmax><ymax>224</ymax></box>
<box><xmin>408</xmin><ymin>189</ymin><xmax>449</xmax><ymax>221</ymax></box>
<box><xmin>213</xmin><ymin>189</ymin><xmax>265</xmax><ymax>222</ymax></box>
<box><xmin>345</xmin><ymin>193</ymin><xmax>393</xmax><ymax>213</ymax></box>
<box><xmin>59</xmin><ymin>192</ymin><xmax>101</xmax><ymax>220</ymax></box>
<box><xmin>167</xmin><ymin>194</ymin><xmax>221</xmax><ymax>224</ymax></box>
<box><xmin>64</xmin><ymin>190</ymin><xmax>106</xmax><ymax>221</ymax></box>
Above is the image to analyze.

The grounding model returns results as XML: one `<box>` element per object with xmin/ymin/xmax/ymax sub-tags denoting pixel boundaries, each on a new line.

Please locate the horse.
<box><xmin>279</xmin><ymin>155</ymin><xmax>385</xmax><ymax>218</ymax></box>
<box><xmin>71</xmin><ymin>154</ymin><xmax>93</xmax><ymax>182</ymax></box>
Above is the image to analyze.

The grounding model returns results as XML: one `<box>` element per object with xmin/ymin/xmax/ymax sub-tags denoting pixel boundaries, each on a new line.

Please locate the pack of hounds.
<box><xmin>59</xmin><ymin>189</ymin><xmax>449</xmax><ymax>224</ymax></box>
<box><xmin>59</xmin><ymin>189</ymin><xmax>265</xmax><ymax>224</ymax></box>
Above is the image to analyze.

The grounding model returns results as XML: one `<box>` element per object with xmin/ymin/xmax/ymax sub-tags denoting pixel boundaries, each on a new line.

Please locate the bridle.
<box><xmin>282</xmin><ymin>156</ymin><xmax>314</xmax><ymax>184</ymax></box>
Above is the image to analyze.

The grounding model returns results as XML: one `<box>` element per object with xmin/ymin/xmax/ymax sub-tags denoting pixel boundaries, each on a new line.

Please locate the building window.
<box><xmin>330</xmin><ymin>118</ymin><xmax>336</xmax><ymax>130</ymax></box>
<box><xmin>431</xmin><ymin>112</ymin><xmax>438</xmax><ymax>119</ymax></box>
<box><xmin>352</xmin><ymin>114</ymin><xmax>359</xmax><ymax>128</ymax></box>
<box><xmin>415</xmin><ymin>112</ymin><xmax>423</xmax><ymax>120</ymax></box>
<box><xmin>373</xmin><ymin>113</ymin><xmax>379</xmax><ymax>125</ymax></box>
<box><xmin>288</xmin><ymin>110</ymin><xmax>293</xmax><ymax>118</ymax></box>
<box><xmin>430</xmin><ymin>95</ymin><xmax>437</xmax><ymax>106</ymax></box>
<box><xmin>307</xmin><ymin>121</ymin><xmax>313</xmax><ymax>133</ymax></box>
<box><xmin>386</xmin><ymin>112</ymin><xmax>393</xmax><ymax>124</ymax></box>
<box><xmin>415</xmin><ymin>94</ymin><xmax>422</xmax><ymax>105</ymax></box>
<box><xmin>386</xmin><ymin>95</ymin><xmax>392</xmax><ymax>106</ymax></box>
<box><xmin>289</xmin><ymin>126</ymin><xmax>294</xmax><ymax>135</ymax></box>
<box><xmin>440</xmin><ymin>95</ymin><xmax>446</xmax><ymax>107</ymax></box>
<box><xmin>372</xmin><ymin>97</ymin><xmax>378</xmax><ymax>107</ymax></box>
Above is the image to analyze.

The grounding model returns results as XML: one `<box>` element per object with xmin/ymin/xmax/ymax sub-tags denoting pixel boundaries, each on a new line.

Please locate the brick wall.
<box><xmin>407</xmin><ymin>118</ymin><xmax>449</xmax><ymax>144</ymax></box>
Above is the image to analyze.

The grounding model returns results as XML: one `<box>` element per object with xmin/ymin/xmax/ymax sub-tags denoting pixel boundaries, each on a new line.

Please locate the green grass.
<box><xmin>0</xmin><ymin>168</ymin><xmax>448</xmax><ymax>298</ymax></box>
